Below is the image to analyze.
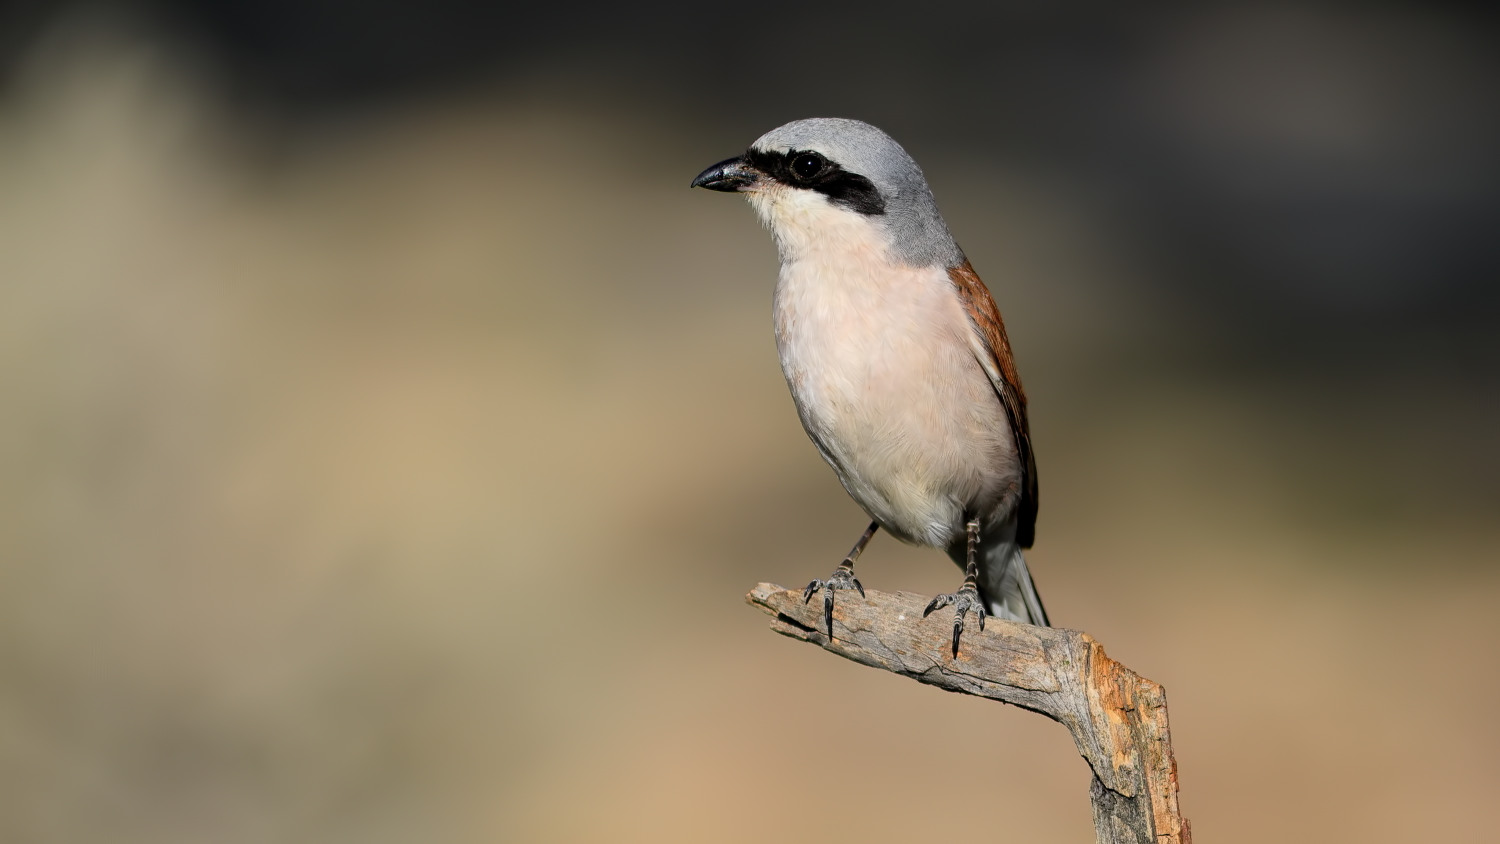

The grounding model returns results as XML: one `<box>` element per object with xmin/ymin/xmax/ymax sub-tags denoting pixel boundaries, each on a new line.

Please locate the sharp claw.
<box><xmin>853</xmin><ymin>578</ymin><xmax>865</xmax><ymax>599</ymax></box>
<box><xmin>923</xmin><ymin>597</ymin><xmax>941</xmax><ymax>617</ymax></box>
<box><xmin>977</xmin><ymin>606</ymin><xmax>986</xmax><ymax>632</ymax></box>
<box><xmin>803</xmin><ymin>581</ymin><xmax>820</xmax><ymax>603</ymax></box>
<box><xmin>952</xmin><ymin>619</ymin><xmax>963</xmax><ymax>658</ymax></box>
<box><xmin>823</xmin><ymin>591</ymin><xmax>835</xmax><ymax>637</ymax></box>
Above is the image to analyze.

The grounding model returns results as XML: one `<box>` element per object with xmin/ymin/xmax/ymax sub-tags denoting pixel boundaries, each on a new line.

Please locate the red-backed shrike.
<box><xmin>693</xmin><ymin>118</ymin><xmax>1048</xmax><ymax>656</ymax></box>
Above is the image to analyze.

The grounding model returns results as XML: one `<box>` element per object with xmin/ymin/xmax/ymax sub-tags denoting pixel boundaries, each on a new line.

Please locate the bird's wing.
<box><xmin>948</xmin><ymin>260</ymin><xmax>1038</xmax><ymax>548</ymax></box>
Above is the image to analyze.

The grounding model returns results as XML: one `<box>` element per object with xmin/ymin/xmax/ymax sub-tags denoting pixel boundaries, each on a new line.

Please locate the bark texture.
<box><xmin>746</xmin><ymin>583</ymin><xmax>1191</xmax><ymax>844</ymax></box>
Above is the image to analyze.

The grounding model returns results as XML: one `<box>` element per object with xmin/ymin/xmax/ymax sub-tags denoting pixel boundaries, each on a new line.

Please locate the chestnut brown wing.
<box><xmin>948</xmin><ymin>261</ymin><xmax>1038</xmax><ymax>548</ymax></box>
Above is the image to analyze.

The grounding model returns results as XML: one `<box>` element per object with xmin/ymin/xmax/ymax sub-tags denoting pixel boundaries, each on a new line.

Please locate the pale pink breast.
<box><xmin>773</xmin><ymin>255</ymin><xmax>1019</xmax><ymax>547</ymax></box>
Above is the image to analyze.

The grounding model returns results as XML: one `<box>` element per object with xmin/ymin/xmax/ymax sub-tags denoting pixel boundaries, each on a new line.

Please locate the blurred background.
<box><xmin>1</xmin><ymin>1</ymin><xmax>1496</xmax><ymax>841</ymax></box>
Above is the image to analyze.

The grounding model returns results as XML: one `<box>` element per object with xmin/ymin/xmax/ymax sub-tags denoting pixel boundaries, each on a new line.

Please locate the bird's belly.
<box><xmin>774</xmin><ymin>260</ymin><xmax>1019</xmax><ymax>548</ymax></box>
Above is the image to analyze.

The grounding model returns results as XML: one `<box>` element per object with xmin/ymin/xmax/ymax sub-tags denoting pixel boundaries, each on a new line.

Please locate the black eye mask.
<box><xmin>744</xmin><ymin>148</ymin><xmax>887</xmax><ymax>216</ymax></box>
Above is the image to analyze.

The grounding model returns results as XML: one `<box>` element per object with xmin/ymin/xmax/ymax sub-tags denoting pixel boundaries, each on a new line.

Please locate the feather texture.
<box><xmin>948</xmin><ymin>260</ymin><xmax>1038</xmax><ymax>549</ymax></box>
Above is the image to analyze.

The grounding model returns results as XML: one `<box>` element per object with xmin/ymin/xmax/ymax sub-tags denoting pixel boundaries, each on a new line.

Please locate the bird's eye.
<box><xmin>789</xmin><ymin>153</ymin><xmax>827</xmax><ymax>181</ymax></box>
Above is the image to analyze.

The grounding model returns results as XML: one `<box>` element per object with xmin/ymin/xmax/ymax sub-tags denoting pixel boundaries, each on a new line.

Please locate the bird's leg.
<box><xmin>803</xmin><ymin>521</ymin><xmax>878</xmax><ymax>637</ymax></box>
<box><xmin>923</xmin><ymin>518</ymin><xmax>987</xmax><ymax>657</ymax></box>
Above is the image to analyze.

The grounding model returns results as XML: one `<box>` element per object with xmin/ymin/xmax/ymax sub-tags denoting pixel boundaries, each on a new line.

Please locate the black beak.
<box><xmin>690</xmin><ymin>156</ymin><xmax>759</xmax><ymax>192</ymax></box>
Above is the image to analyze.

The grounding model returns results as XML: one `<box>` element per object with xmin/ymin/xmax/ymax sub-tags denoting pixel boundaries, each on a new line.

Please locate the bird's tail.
<box><xmin>976</xmin><ymin>542</ymin><xmax>1050</xmax><ymax>627</ymax></box>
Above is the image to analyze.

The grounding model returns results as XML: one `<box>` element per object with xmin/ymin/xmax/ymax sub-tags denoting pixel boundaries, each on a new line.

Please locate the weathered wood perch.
<box><xmin>747</xmin><ymin>583</ymin><xmax>1191</xmax><ymax>844</ymax></box>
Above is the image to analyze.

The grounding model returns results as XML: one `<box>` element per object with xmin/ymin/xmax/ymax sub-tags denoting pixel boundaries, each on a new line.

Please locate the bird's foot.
<box><xmin>802</xmin><ymin>563</ymin><xmax>865</xmax><ymax>638</ymax></box>
<box><xmin>923</xmin><ymin>585</ymin><xmax>986</xmax><ymax>658</ymax></box>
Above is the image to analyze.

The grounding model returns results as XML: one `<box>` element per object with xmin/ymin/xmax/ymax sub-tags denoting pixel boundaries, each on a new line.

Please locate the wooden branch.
<box><xmin>746</xmin><ymin>583</ymin><xmax>1191</xmax><ymax>844</ymax></box>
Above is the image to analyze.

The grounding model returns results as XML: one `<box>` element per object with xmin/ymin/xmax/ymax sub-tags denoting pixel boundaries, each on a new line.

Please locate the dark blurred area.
<box><xmin>0</xmin><ymin>2</ymin><xmax>1495</xmax><ymax>843</ymax></box>
<box><xmin>9</xmin><ymin>1</ymin><xmax>1498</xmax><ymax>346</ymax></box>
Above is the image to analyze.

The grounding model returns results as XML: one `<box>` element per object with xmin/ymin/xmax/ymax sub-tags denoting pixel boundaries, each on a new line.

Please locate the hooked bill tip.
<box><xmin>690</xmin><ymin>156</ymin><xmax>757</xmax><ymax>191</ymax></box>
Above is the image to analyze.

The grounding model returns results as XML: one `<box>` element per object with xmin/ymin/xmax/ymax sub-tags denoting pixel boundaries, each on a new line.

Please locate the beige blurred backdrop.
<box><xmin>1</xmin><ymin>6</ymin><xmax>1497</xmax><ymax>843</ymax></box>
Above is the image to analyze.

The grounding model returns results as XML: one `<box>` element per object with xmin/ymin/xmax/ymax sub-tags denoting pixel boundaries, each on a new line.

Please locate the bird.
<box><xmin>691</xmin><ymin>118</ymin><xmax>1048</xmax><ymax>656</ymax></box>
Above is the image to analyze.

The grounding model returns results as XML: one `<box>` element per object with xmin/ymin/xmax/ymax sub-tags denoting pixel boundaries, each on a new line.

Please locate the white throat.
<box><xmin>746</xmin><ymin>185</ymin><xmax>893</xmax><ymax>266</ymax></box>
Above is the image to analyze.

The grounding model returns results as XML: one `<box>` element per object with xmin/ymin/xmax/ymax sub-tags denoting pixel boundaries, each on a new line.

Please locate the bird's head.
<box><xmin>691</xmin><ymin>118</ymin><xmax>962</xmax><ymax>268</ymax></box>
